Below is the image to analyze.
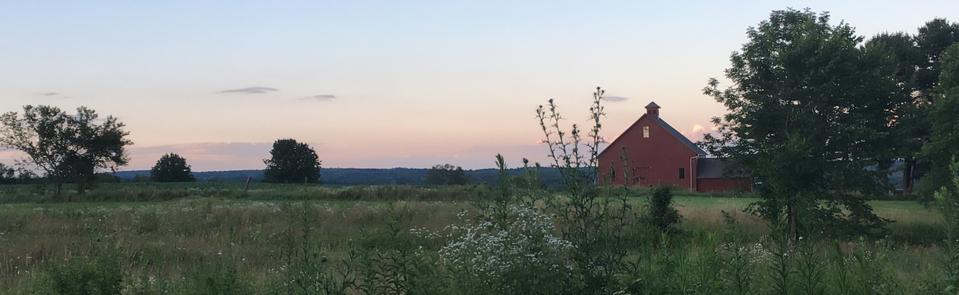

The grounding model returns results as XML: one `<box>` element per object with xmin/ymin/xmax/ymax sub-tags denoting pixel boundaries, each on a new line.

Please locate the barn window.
<box><xmin>679</xmin><ymin>168</ymin><xmax>685</xmax><ymax>179</ymax></box>
<box><xmin>643</xmin><ymin>126</ymin><xmax>650</xmax><ymax>138</ymax></box>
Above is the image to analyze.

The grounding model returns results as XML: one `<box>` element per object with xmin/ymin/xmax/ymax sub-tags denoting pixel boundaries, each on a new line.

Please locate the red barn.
<box><xmin>597</xmin><ymin>102</ymin><xmax>751</xmax><ymax>192</ymax></box>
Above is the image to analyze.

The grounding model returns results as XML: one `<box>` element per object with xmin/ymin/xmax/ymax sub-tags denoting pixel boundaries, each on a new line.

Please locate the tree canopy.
<box><xmin>151</xmin><ymin>153</ymin><xmax>196</xmax><ymax>182</ymax></box>
<box><xmin>263</xmin><ymin>139</ymin><xmax>321</xmax><ymax>183</ymax></box>
<box><xmin>703</xmin><ymin>9</ymin><xmax>901</xmax><ymax>240</ymax></box>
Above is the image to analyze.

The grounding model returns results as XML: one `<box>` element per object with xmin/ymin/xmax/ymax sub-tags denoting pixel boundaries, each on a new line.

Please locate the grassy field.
<box><xmin>0</xmin><ymin>183</ymin><xmax>949</xmax><ymax>294</ymax></box>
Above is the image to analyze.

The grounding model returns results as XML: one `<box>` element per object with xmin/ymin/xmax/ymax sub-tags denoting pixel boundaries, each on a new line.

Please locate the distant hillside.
<box><xmin>113</xmin><ymin>167</ymin><xmax>566</xmax><ymax>187</ymax></box>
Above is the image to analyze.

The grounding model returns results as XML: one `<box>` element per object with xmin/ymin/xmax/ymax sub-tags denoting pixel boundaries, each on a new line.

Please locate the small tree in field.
<box><xmin>649</xmin><ymin>186</ymin><xmax>680</xmax><ymax>232</ymax></box>
<box><xmin>425</xmin><ymin>164</ymin><xmax>468</xmax><ymax>185</ymax></box>
<box><xmin>0</xmin><ymin>105</ymin><xmax>130</xmax><ymax>197</ymax></box>
<box><xmin>263</xmin><ymin>139</ymin><xmax>321</xmax><ymax>183</ymax></box>
<box><xmin>150</xmin><ymin>153</ymin><xmax>195</xmax><ymax>182</ymax></box>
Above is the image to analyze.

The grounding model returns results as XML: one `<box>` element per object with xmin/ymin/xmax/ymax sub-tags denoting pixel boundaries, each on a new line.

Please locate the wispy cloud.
<box><xmin>602</xmin><ymin>95</ymin><xmax>629</xmax><ymax>102</ymax></box>
<box><xmin>298</xmin><ymin>94</ymin><xmax>337</xmax><ymax>102</ymax></box>
<box><xmin>218</xmin><ymin>86</ymin><xmax>278</xmax><ymax>94</ymax></box>
<box><xmin>35</xmin><ymin>91</ymin><xmax>71</xmax><ymax>99</ymax></box>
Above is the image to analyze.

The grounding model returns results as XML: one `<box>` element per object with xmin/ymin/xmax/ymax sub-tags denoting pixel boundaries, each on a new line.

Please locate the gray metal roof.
<box><xmin>697</xmin><ymin>158</ymin><xmax>749</xmax><ymax>178</ymax></box>
<box><xmin>654</xmin><ymin>117</ymin><xmax>707</xmax><ymax>156</ymax></box>
<box><xmin>645</xmin><ymin>101</ymin><xmax>660</xmax><ymax>109</ymax></box>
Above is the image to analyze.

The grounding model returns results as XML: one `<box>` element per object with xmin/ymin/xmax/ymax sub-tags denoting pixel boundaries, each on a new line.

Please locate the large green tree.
<box><xmin>864</xmin><ymin>19</ymin><xmax>958</xmax><ymax>194</ymax></box>
<box><xmin>703</xmin><ymin>9</ymin><xmax>900</xmax><ymax>241</ymax></box>
<box><xmin>0</xmin><ymin>105</ymin><xmax>131</xmax><ymax>197</ymax></box>
<box><xmin>922</xmin><ymin>44</ymin><xmax>959</xmax><ymax>192</ymax></box>
<box><xmin>865</xmin><ymin>33</ymin><xmax>925</xmax><ymax>189</ymax></box>
<box><xmin>150</xmin><ymin>153</ymin><xmax>196</xmax><ymax>182</ymax></box>
<box><xmin>263</xmin><ymin>139</ymin><xmax>321</xmax><ymax>183</ymax></box>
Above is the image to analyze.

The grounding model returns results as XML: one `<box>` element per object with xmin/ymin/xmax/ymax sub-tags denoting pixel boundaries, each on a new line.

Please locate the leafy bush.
<box><xmin>649</xmin><ymin>186</ymin><xmax>680</xmax><ymax>232</ymax></box>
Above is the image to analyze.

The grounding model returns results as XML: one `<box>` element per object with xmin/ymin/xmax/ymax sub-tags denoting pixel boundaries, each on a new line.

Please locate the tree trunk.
<box><xmin>904</xmin><ymin>158</ymin><xmax>916</xmax><ymax>194</ymax></box>
<box><xmin>77</xmin><ymin>179</ymin><xmax>85</xmax><ymax>195</ymax></box>
<box><xmin>787</xmin><ymin>195</ymin><xmax>799</xmax><ymax>246</ymax></box>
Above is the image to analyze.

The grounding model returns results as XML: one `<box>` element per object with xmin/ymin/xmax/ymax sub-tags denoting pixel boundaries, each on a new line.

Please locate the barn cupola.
<box><xmin>645</xmin><ymin>101</ymin><xmax>660</xmax><ymax>117</ymax></box>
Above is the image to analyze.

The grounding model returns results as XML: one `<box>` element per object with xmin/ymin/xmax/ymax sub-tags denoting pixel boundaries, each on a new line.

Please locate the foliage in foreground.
<box><xmin>935</xmin><ymin>158</ymin><xmax>959</xmax><ymax>292</ymax></box>
<box><xmin>12</xmin><ymin>200</ymin><xmax>947</xmax><ymax>295</ymax></box>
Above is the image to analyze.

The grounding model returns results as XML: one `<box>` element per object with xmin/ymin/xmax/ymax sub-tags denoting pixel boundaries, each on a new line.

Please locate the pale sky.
<box><xmin>1</xmin><ymin>1</ymin><xmax>956</xmax><ymax>170</ymax></box>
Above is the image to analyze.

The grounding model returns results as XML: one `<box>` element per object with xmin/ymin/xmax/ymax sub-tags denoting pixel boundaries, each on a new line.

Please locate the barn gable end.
<box><xmin>598</xmin><ymin>101</ymin><xmax>751</xmax><ymax>192</ymax></box>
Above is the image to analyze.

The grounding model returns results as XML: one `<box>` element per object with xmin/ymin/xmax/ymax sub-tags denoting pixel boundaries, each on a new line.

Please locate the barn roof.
<box><xmin>697</xmin><ymin>158</ymin><xmax>749</xmax><ymax>178</ymax></box>
<box><xmin>599</xmin><ymin>114</ymin><xmax>707</xmax><ymax>157</ymax></box>
<box><xmin>653</xmin><ymin>117</ymin><xmax>707</xmax><ymax>156</ymax></box>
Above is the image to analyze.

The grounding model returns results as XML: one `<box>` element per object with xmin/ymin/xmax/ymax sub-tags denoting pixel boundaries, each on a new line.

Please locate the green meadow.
<box><xmin>0</xmin><ymin>183</ymin><xmax>950</xmax><ymax>294</ymax></box>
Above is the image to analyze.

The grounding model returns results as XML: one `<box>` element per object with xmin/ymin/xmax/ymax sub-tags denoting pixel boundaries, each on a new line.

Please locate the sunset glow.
<box><xmin>2</xmin><ymin>1</ymin><xmax>955</xmax><ymax>170</ymax></box>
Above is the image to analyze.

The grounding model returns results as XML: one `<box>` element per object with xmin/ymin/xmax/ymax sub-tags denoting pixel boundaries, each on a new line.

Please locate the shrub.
<box><xmin>649</xmin><ymin>186</ymin><xmax>680</xmax><ymax>232</ymax></box>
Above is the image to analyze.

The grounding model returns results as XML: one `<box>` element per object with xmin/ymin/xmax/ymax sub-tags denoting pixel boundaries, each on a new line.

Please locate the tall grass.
<box><xmin>0</xmin><ymin>183</ymin><xmax>949</xmax><ymax>293</ymax></box>
<box><xmin>0</xmin><ymin>182</ymin><xmax>492</xmax><ymax>203</ymax></box>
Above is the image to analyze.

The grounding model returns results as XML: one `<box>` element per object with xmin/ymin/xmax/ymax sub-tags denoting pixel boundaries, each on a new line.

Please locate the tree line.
<box><xmin>0</xmin><ymin>106</ymin><xmax>467</xmax><ymax>193</ymax></box>
<box><xmin>0</xmin><ymin>106</ymin><xmax>325</xmax><ymax>195</ymax></box>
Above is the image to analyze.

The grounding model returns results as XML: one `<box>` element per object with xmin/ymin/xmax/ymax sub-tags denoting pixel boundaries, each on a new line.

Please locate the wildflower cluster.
<box><xmin>438</xmin><ymin>205</ymin><xmax>574</xmax><ymax>293</ymax></box>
